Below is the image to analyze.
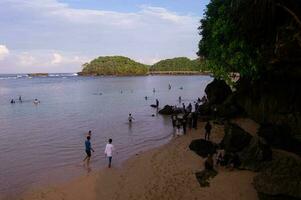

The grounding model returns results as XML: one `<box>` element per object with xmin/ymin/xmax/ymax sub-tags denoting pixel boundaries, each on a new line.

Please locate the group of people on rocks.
<box><xmin>170</xmin><ymin>96</ymin><xmax>210</xmax><ymax>136</ymax></box>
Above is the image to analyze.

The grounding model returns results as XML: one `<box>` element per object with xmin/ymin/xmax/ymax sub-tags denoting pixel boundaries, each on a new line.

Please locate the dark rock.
<box><xmin>189</xmin><ymin>139</ymin><xmax>217</xmax><ymax>158</ymax></box>
<box><xmin>195</xmin><ymin>169</ymin><xmax>218</xmax><ymax>187</ymax></box>
<box><xmin>258</xmin><ymin>123</ymin><xmax>301</xmax><ymax>156</ymax></box>
<box><xmin>205</xmin><ymin>79</ymin><xmax>232</xmax><ymax>105</ymax></box>
<box><xmin>220</xmin><ymin>123</ymin><xmax>252</xmax><ymax>153</ymax></box>
<box><xmin>197</xmin><ymin>103</ymin><xmax>211</xmax><ymax>116</ymax></box>
<box><xmin>253</xmin><ymin>150</ymin><xmax>301</xmax><ymax>200</ymax></box>
<box><xmin>158</xmin><ymin>105</ymin><xmax>182</xmax><ymax>115</ymax></box>
<box><xmin>233</xmin><ymin>67</ymin><xmax>301</xmax><ymax>137</ymax></box>
<box><xmin>215</xmin><ymin>95</ymin><xmax>245</xmax><ymax>118</ymax></box>
<box><xmin>238</xmin><ymin>136</ymin><xmax>272</xmax><ymax>171</ymax></box>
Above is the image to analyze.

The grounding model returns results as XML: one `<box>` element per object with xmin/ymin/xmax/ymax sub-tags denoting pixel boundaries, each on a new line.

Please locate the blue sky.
<box><xmin>0</xmin><ymin>0</ymin><xmax>210</xmax><ymax>73</ymax></box>
<box><xmin>59</xmin><ymin>0</ymin><xmax>206</xmax><ymax>15</ymax></box>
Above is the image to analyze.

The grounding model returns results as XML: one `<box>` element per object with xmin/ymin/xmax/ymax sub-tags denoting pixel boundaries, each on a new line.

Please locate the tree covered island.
<box><xmin>79</xmin><ymin>56</ymin><xmax>149</xmax><ymax>76</ymax></box>
<box><xmin>79</xmin><ymin>56</ymin><xmax>209</xmax><ymax>76</ymax></box>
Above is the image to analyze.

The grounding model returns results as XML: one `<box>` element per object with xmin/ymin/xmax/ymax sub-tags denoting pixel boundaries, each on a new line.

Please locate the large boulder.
<box><xmin>253</xmin><ymin>150</ymin><xmax>301</xmax><ymax>200</ymax></box>
<box><xmin>220</xmin><ymin>123</ymin><xmax>252</xmax><ymax>153</ymax></box>
<box><xmin>238</xmin><ymin>136</ymin><xmax>272</xmax><ymax>171</ymax></box>
<box><xmin>189</xmin><ymin>139</ymin><xmax>217</xmax><ymax>158</ymax></box>
<box><xmin>258</xmin><ymin>123</ymin><xmax>301</xmax><ymax>156</ymax></box>
<box><xmin>158</xmin><ymin>105</ymin><xmax>182</xmax><ymax>115</ymax></box>
<box><xmin>233</xmin><ymin>67</ymin><xmax>301</xmax><ymax>137</ymax></box>
<box><xmin>205</xmin><ymin>78</ymin><xmax>232</xmax><ymax>105</ymax></box>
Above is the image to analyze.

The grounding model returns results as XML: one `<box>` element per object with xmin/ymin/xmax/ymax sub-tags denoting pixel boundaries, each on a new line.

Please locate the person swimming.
<box><xmin>128</xmin><ymin>113</ymin><xmax>135</xmax><ymax>123</ymax></box>
<box><xmin>33</xmin><ymin>99</ymin><xmax>40</xmax><ymax>104</ymax></box>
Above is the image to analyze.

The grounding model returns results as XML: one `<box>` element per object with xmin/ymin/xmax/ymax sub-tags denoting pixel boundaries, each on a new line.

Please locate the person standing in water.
<box><xmin>128</xmin><ymin>113</ymin><xmax>135</xmax><ymax>123</ymax></box>
<box><xmin>83</xmin><ymin>136</ymin><xmax>94</xmax><ymax>165</ymax></box>
<box><xmin>168</xmin><ymin>84</ymin><xmax>171</xmax><ymax>90</ymax></box>
<box><xmin>178</xmin><ymin>96</ymin><xmax>182</xmax><ymax>103</ymax></box>
<box><xmin>19</xmin><ymin>96</ymin><xmax>22</xmax><ymax>102</ymax></box>
<box><xmin>156</xmin><ymin>99</ymin><xmax>159</xmax><ymax>108</ymax></box>
<box><xmin>153</xmin><ymin>88</ymin><xmax>156</xmax><ymax>93</ymax></box>
<box><xmin>87</xmin><ymin>130</ymin><xmax>92</xmax><ymax>137</ymax></box>
<box><xmin>104</xmin><ymin>138</ymin><xmax>115</xmax><ymax>168</ymax></box>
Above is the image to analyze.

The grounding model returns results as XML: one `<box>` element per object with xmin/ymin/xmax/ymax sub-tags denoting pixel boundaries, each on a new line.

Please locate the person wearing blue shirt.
<box><xmin>83</xmin><ymin>136</ymin><xmax>94</xmax><ymax>165</ymax></box>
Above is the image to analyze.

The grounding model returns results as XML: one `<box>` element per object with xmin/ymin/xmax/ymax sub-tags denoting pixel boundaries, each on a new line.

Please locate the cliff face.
<box><xmin>234</xmin><ymin>64</ymin><xmax>301</xmax><ymax>138</ymax></box>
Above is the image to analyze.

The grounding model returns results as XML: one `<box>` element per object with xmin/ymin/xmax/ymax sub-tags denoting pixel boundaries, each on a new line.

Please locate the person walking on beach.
<box><xmin>128</xmin><ymin>113</ymin><xmax>135</xmax><ymax>123</ymax></box>
<box><xmin>83</xmin><ymin>136</ymin><xmax>94</xmax><ymax>165</ymax></box>
<box><xmin>194</xmin><ymin>102</ymin><xmax>199</xmax><ymax>112</ymax></box>
<box><xmin>156</xmin><ymin>99</ymin><xmax>159</xmax><ymax>108</ymax></box>
<box><xmin>182</xmin><ymin>103</ymin><xmax>186</xmax><ymax>112</ymax></box>
<box><xmin>192</xmin><ymin>112</ymin><xmax>198</xmax><ymax>129</ymax></box>
<box><xmin>104</xmin><ymin>138</ymin><xmax>115</xmax><ymax>168</ymax></box>
<box><xmin>182</xmin><ymin>117</ymin><xmax>187</xmax><ymax>135</ymax></box>
<box><xmin>205</xmin><ymin>121</ymin><xmax>212</xmax><ymax>141</ymax></box>
<box><xmin>171</xmin><ymin>114</ymin><xmax>177</xmax><ymax>128</ymax></box>
<box><xmin>176</xmin><ymin>118</ymin><xmax>182</xmax><ymax>136</ymax></box>
<box><xmin>187</xmin><ymin>103</ymin><xmax>192</xmax><ymax>113</ymax></box>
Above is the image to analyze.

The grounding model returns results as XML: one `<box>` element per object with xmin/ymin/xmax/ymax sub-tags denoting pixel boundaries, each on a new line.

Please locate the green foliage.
<box><xmin>198</xmin><ymin>0</ymin><xmax>262</xmax><ymax>80</ymax></box>
<box><xmin>150</xmin><ymin>57</ymin><xmax>208</xmax><ymax>72</ymax></box>
<box><xmin>198</xmin><ymin>0</ymin><xmax>301</xmax><ymax>80</ymax></box>
<box><xmin>81</xmin><ymin>56</ymin><xmax>149</xmax><ymax>76</ymax></box>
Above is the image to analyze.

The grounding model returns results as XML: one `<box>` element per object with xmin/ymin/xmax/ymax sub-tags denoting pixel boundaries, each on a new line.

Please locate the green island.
<box><xmin>149</xmin><ymin>57</ymin><xmax>208</xmax><ymax>74</ymax></box>
<box><xmin>79</xmin><ymin>56</ymin><xmax>209</xmax><ymax>76</ymax></box>
<box><xmin>79</xmin><ymin>56</ymin><xmax>149</xmax><ymax>76</ymax></box>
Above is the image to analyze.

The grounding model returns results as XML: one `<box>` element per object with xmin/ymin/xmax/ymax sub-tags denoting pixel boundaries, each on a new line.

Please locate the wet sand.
<box><xmin>18</xmin><ymin>120</ymin><xmax>259</xmax><ymax>200</ymax></box>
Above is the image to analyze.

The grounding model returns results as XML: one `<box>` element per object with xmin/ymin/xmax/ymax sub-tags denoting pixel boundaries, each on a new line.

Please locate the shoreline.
<box><xmin>77</xmin><ymin>72</ymin><xmax>212</xmax><ymax>77</ymax></box>
<box><xmin>17</xmin><ymin>120</ymin><xmax>258</xmax><ymax>200</ymax></box>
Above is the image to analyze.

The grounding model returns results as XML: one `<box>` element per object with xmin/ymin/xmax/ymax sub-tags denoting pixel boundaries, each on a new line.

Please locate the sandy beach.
<box><xmin>17</xmin><ymin>119</ymin><xmax>259</xmax><ymax>200</ymax></box>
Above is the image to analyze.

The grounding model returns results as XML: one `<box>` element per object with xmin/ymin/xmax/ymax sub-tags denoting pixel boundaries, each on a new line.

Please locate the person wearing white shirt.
<box><xmin>104</xmin><ymin>138</ymin><xmax>114</xmax><ymax>168</ymax></box>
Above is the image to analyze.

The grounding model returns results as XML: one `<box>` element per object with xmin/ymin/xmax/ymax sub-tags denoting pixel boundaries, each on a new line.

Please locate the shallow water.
<box><xmin>0</xmin><ymin>74</ymin><xmax>212</xmax><ymax>197</ymax></box>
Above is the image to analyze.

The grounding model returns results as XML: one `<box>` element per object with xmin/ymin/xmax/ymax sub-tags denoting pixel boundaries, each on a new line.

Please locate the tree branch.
<box><xmin>276</xmin><ymin>3</ymin><xmax>301</xmax><ymax>29</ymax></box>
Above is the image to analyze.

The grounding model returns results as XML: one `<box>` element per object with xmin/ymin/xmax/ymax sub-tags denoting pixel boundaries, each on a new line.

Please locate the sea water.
<box><xmin>0</xmin><ymin>74</ymin><xmax>212</xmax><ymax>197</ymax></box>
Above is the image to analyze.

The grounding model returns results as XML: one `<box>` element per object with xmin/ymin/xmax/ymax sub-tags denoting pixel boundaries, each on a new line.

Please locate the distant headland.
<box><xmin>78</xmin><ymin>56</ymin><xmax>209</xmax><ymax>76</ymax></box>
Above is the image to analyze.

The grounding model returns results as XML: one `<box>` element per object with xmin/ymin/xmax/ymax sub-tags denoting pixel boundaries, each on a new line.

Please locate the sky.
<box><xmin>0</xmin><ymin>0</ymin><xmax>210</xmax><ymax>73</ymax></box>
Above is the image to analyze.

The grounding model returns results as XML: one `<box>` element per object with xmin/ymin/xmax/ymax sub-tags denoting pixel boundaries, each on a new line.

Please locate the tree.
<box><xmin>198</xmin><ymin>0</ymin><xmax>301</xmax><ymax>80</ymax></box>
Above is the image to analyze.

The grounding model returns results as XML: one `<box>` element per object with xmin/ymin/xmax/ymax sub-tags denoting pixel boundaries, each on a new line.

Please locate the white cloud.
<box><xmin>51</xmin><ymin>53</ymin><xmax>63</xmax><ymax>64</ymax></box>
<box><xmin>0</xmin><ymin>45</ymin><xmax>10</xmax><ymax>60</ymax></box>
<box><xmin>18</xmin><ymin>52</ymin><xmax>36</xmax><ymax>66</ymax></box>
<box><xmin>0</xmin><ymin>0</ymin><xmax>200</xmax><ymax>73</ymax></box>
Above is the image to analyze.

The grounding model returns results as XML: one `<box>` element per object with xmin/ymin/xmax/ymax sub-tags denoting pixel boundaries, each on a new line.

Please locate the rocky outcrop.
<box><xmin>189</xmin><ymin>139</ymin><xmax>217</xmax><ymax>158</ymax></box>
<box><xmin>238</xmin><ymin>136</ymin><xmax>272</xmax><ymax>171</ymax></box>
<box><xmin>233</xmin><ymin>67</ymin><xmax>301</xmax><ymax>137</ymax></box>
<box><xmin>220</xmin><ymin>123</ymin><xmax>252</xmax><ymax>153</ymax></box>
<box><xmin>204</xmin><ymin>78</ymin><xmax>232</xmax><ymax>105</ymax></box>
<box><xmin>158</xmin><ymin>105</ymin><xmax>182</xmax><ymax>115</ymax></box>
<box><xmin>220</xmin><ymin>123</ymin><xmax>272</xmax><ymax>171</ymax></box>
<box><xmin>253</xmin><ymin>150</ymin><xmax>301</xmax><ymax>200</ymax></box>
<box><xmin>258</xmin><ymin>123</ymin><xmax>301</xmax><ymax>156</ymax></box>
